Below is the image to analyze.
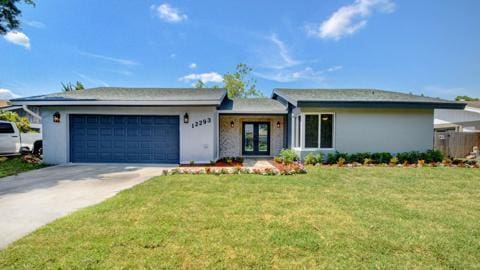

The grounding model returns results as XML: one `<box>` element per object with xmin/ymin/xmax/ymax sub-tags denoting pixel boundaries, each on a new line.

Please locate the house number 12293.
<box><xmin>192</xmin><ymin>117</ymin><xmax>211</xmax><ymax>128</ymax></box>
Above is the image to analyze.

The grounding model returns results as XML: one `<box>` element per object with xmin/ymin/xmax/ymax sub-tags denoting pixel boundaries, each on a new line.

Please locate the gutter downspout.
<box><xmin>22</xmin><ymin>105</ymin><xmax>41</xmax><ymax>121</ymax></box>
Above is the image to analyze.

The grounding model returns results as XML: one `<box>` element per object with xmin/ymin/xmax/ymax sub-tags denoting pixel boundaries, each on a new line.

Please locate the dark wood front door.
<box><xmin>242</xmin><ymin>122</ymin><xmax>270</xmax><ymax>155</ymax></box>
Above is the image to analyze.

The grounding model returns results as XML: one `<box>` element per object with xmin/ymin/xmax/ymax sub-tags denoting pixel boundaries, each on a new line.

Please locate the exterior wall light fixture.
<box><xmin>53</xmin><ymin>112</ymin><xmax>61</xmax><ymax>123</ymax></box>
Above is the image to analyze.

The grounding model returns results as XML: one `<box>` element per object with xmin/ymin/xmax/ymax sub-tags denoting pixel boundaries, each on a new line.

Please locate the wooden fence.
<box><xmin>434</xmin><ymin>131</ymin><xmax>480</xmax><ymax>158</ymax></box>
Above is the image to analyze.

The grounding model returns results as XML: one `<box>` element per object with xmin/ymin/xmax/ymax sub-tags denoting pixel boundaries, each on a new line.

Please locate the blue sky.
<box><xmin>1</xmin><ymin>0</ymin><xmax>479</xmax><ymax>100</ymax></box>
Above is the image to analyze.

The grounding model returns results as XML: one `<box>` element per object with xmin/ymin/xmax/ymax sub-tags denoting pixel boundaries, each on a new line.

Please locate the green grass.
<box><xmin>1</xmin><ymin>167</ymin><xmax>480</xmax><ymax>269</ymax></box>
<box><xmin>0</xmin><ymin>157</ymin><xmax>45</xmax><ymax>178</ymax></box>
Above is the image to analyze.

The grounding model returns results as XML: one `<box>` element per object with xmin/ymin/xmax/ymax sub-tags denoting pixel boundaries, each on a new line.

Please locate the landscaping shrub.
<box><xmin>389</xmin><ymin>157</ymin><xmax>398</xmax><ymax>166</ymax></box>
<box><xmin>349</xmin><ymin>152</ymin><xmax>371</xmax><ymax>163</ymax></box>
<box><xmin>363</xmin><ymin>158</ymin><xmax>372</xmax><ymax>165</ymax></box>
<box><xmin>275</xmin><ymin>149</ymin><xmax>299</xmax><ymax>164</ymax></box>
<box><xmin>397</xmin><ymin>151</ymin><xmax>421</xmax><ymax>164</ymax></box>
<box><xmin>304</xmin><ymin>152</ymin><xmax>324</xmax><ymax>165</ymax></box>
<box><xmin>218</xmin><ymin>157</ymin><xmax>244</xmax><ymax>164</ymax></box>
<box><xmin>325</xmin><ymin>150</ymin><xmax>442</xmax><ymax>166</ymax></box>
<box><xmin>371</xmin><ymin>152</ymin><xmax>393</xmax><ymax>164</ymax></box>
<box><xmin>421</xmin><ymin>150</ymin><xmax>444</xmax><ymax>163</ymax></box>
<box><xmin>327</xmin><ymin>153</ymin><xmax>337</xmax><ymax>164</ymax></box>
<box><xmin>326</xmin><ymin>152</ymin><xmax>348</xmax><ymax>164</ymax></box>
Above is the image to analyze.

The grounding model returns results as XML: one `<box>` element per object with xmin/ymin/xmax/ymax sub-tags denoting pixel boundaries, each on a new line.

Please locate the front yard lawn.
<box><xmin>0</xmin><ymin>156</ymin><xmax>45</xmax><ymax>178</ymax></box>
<box><xmin>1</xmin><ymin>167</ymin><xmax>479</xmax><ymax>269</ymax></box>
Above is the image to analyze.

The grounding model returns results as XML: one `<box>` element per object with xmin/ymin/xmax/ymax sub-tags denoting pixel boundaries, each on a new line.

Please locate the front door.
<box><xmin>242</xmin><ymin>122</ymin><xmax>270</xmax><ymax>155</ymax></box>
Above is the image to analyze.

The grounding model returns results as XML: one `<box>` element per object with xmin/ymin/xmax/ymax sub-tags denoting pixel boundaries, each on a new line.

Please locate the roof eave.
<box><xmin>297</xmin><ymin>101</ymin><xmax>466</xmax><ymax>109</ymax></box>
<box><xmin>271</xmin><ymin>90</ymin><xmax>298</xmax><ymax>107</ymax></box>
<box><xmin>9</xmin><ymin>100</ymin><xmax>223</xmax><ymax>106</ymax></box>
<box><xmin>217</xmin><ymin>110</ymin><xmax>287</xmax><ymax>114</ymax></box>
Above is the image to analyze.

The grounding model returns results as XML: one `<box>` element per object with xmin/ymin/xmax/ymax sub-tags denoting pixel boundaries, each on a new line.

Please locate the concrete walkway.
<box><xmin>0</xmin><ymin>164</ymin><xmax>172</xmax><ymax>249</ymax></box>
<box><xmin>243</xmin><ymin>158</ymin><xmax>277</xmax><ymax>169</ymax></box>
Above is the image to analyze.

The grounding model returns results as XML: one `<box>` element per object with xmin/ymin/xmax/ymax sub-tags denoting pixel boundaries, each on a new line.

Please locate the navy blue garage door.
<box><xmin>70</xmin><ymin>115</ymin><xmax>179</xmax><ymax>163</ymax></box>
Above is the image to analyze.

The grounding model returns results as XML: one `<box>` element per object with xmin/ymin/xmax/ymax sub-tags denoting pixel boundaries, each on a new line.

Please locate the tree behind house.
<box><xmin>223</xmin><ymin>63</ymin><xmax>262</xmax><ymax>98</ymax></box>
<box><xmin>194</xmin><ymin>80</ymin><xmax>205</xmax><ymax>89</ymax></box>
<box><xmin>62</xmin><ymin>81</ymin><xmax>85</xmax><ymax>92</ymax></box>
<box><xmin>455</xmin><ymin>95</ymin><xmax>479</xmax><ymax>101</ymax></box>
<box><xmin>0</xmin><ymin>0</ymin><xmax>35</xmax><ymax>35</ymax></box>
<box><xmin>0</xmin><ymin>111</ymin><xmax>31</xmax><ymax>132</ymax></box>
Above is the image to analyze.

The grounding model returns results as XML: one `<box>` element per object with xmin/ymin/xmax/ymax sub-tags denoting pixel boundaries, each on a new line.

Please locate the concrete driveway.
<box><xmin>0</xmin><ymin>164</ymin><xmax>173</xmax><ymax>249</ymax></box>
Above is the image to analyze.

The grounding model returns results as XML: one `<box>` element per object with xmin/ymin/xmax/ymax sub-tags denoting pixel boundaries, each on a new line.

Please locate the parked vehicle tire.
<box><xmin>33</xmin><ymin>141</ymin><xmax>43</xmax><ymax>156</ymax></box>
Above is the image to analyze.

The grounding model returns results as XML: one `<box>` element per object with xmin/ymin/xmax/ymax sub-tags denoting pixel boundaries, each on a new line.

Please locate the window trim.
<box><xmin>300</xmin><ymin>112</ymin><xmax>336</xmax><ymax>151</ymax></box>
<box><xmin>0</xmin><ymin>122</ymin><xmax>15</xmax><ymax>134</ymax></box>
<box><xmin>304</xmin><ymin>114</ymin><xmax>319</xmax><ymax>148</ymax></box>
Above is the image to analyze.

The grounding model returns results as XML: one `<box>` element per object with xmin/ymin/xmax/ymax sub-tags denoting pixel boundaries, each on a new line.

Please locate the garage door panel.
<box><xmin>70</xmin><ymin>115</ymin><xmax>179</xmax><ymax>163</ymax></box>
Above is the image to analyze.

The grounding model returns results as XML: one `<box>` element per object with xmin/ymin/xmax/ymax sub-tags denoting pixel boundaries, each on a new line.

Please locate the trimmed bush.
<box><xmin>371</xmin><ymin>152</ymin><xmax>393</xmax><ymax>164</ymax></box>
<box><xmin>422</xmin><ymin>150</ymin><xmax>444</xmax><ymax>163</ymax></box>
<box><xmin>349</xmin><ymin>152</ymin><xmax>371</xmax><ymax>163</ymax></box>
<box><xmin>304</xmin><ymin>152</ymin><xmax>324</xmax><ymax>165</ymax></box>
<box><xmin>276</xmin><ymin>149</ymin><xmax>299</xmax><ymax>165</ymax></box>
<box><xmin>325</xmin><ymin>150</ymin><xmax>442</xmax><ymax>165</ymax></box>
<box><xmin>326</xmin><ymin>152</ymin><xmax>349</xmax><ymax>164</ymax></box>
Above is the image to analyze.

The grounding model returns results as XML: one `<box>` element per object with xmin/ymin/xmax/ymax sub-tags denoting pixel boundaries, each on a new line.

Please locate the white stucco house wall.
<box><xmin>10</xmin><ymin>87</ymin><xmax>465</xmax><ymax>164</ymax></box>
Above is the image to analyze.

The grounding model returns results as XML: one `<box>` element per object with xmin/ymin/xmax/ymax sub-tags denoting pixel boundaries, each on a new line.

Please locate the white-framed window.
<box><xmin>302</xmin><ymin>113</ymin><xmax>335</xmax><ymax>150</ymax></box>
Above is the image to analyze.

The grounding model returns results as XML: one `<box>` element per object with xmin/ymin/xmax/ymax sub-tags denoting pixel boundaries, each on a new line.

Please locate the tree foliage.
<box><xmin>0</xmin><ymin>0</ymin><xmax>35</xmax><ymax>35</ymax></box>
<box><xmin>0</xmin><ymin>110</ymin><xmax>31</xmax><ymax>132</ymax></box>
<box><xmin>223</xmin><ymin>63</ymin><xmax>262</xmax><ymax>98</ymax></box>
<box><xmin>62</xmin><ymin>81</ymin><xmax>85</xmax><ymax>92</ymax></box>
<box><xmin>194</xmin><ymin>80</ymin><xmax>205</xmax><ymax>89</ymax></box>
<box><xmin>455</xmin><ymin>96</ymin><xmax>479</xmax><ymax>101</ymax></box>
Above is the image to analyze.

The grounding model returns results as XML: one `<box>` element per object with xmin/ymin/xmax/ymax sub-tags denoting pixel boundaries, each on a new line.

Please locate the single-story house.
<box><xmin>10</xmin><ymin>87</ymin><xmax>465</xmax><ymax>164</ymax></box>
<box><xmin>434</xmin><ymin>101</ymin><xmax>480</xmax><ymax>132</ymax></box>
<box><xmin>0</xmin><ymin>99</ymin><xmax>42</xmax><ymax>129</ymax></box>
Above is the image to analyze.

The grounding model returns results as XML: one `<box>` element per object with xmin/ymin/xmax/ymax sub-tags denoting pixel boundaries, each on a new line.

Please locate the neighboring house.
<box><xmin>0</xmin><ymin>99</ymin><xmax>42</xmax><ymax>129</ymax></box>
<box><xmin>10</xmin><ymin>87</ymin><xmax>464</xmax><ymax>164</ymax></box>
<box><xmin>434</xmin><ymin>101</ymin><xmax>480</xmax><ymax>132</ymax></box>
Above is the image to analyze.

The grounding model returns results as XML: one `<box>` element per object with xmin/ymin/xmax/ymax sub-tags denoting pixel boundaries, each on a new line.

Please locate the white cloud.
<box><xmin>4</xmin><ymin>31</ymin><xmax>31</xmax><ymax>49</ymax></box>
<box><xmin>255</xmin><ymin>65</ymin><xmax>343</xmax><ymax>83</ymax></box>
<box><xmin>101</xmin><ymin>69</ymin><xmax>133</xmax><ymax>76</ymax></box>
<box><xmin>255</xmin><ymin>67</ymin><xmax>325</xmax><ymax>83</ymax></box>
<box><xmin>0</xmin><ymin>88</ymin><xmax>20</xmax><ymax>100</ymax></box>
<box><xmin>152</xmin><ymin>3</ymin><xmax>187</xmax><ymax>23</ymax></box>
<box><xmin>79</xmin><ymin>51</ymin><xmax>139</xmax><ymax>66</ymax></box>
<box><xmin>170</xmin><ymin>53</ymin><xmax>176</xmax><ymax>58</ymax></box>
<box><xmin>306</xmin><ymin>0</ymin><xmax>395</xmax><ymax>40</ymax></box>
<box><xmin>189</xmin><ymin>63</ymin><xmax>197</xmax><ymax>69</ymax></box>
<box><xmin>75</xmin><ymin>72</ymin><xmax>109</xmax><ymax>87</ymax></box>
<box><xmin>25</xmin><ymin>20</ymin><xmax>46</xmax><ymax>29</ymax></box>
<box><xmin>267</xmin><ymin>34</ymin><xmax>301</xmax><ymax>69</ymax></box>
<box><xmin>327</xmin><ymin>65</ymin><xmax>343</xmax><ymax>72</ymax></box>
<box><xmin>179</xmin><ymin>72</ymin><xmax>223</xmax><ymax>84</ymax></box>
<box><xmin>255</xmin><ymin>34</ymin><xmax>301</xmax><ymax>70</ymax></box>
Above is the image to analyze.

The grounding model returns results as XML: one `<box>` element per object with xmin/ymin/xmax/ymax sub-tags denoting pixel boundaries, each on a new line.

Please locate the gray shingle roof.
<box><xmin>219</xmin><ymin>98</ymin><xmax>287</xmax><ymax>113</ymax></box>
<box><xmin>11</xmin><ymin>87</ymin><xmax>227</xmax><ymax>106</ymax></box>
<box><xmin>466</xmin><ymin>101</ymin><xmax>480</xmax><ymax>109</ymax></box>
<box><xmin>273</xmin><ymin>88</ymin><xmax>465</xmax><ymax>109</ymax></box>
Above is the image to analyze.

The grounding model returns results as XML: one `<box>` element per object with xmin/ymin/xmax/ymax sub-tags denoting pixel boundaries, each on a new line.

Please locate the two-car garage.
<box><xmin>69</xmin><ymin>115</ymin><xmax>179</xmax><ymax>164</ymax></box>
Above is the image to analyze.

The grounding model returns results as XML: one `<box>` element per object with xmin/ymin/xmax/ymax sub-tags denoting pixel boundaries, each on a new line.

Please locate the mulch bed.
<box><xmin>269</xmin><ymin>160</ymin><xmax>300</xmax><ymax>171</ymax></box>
